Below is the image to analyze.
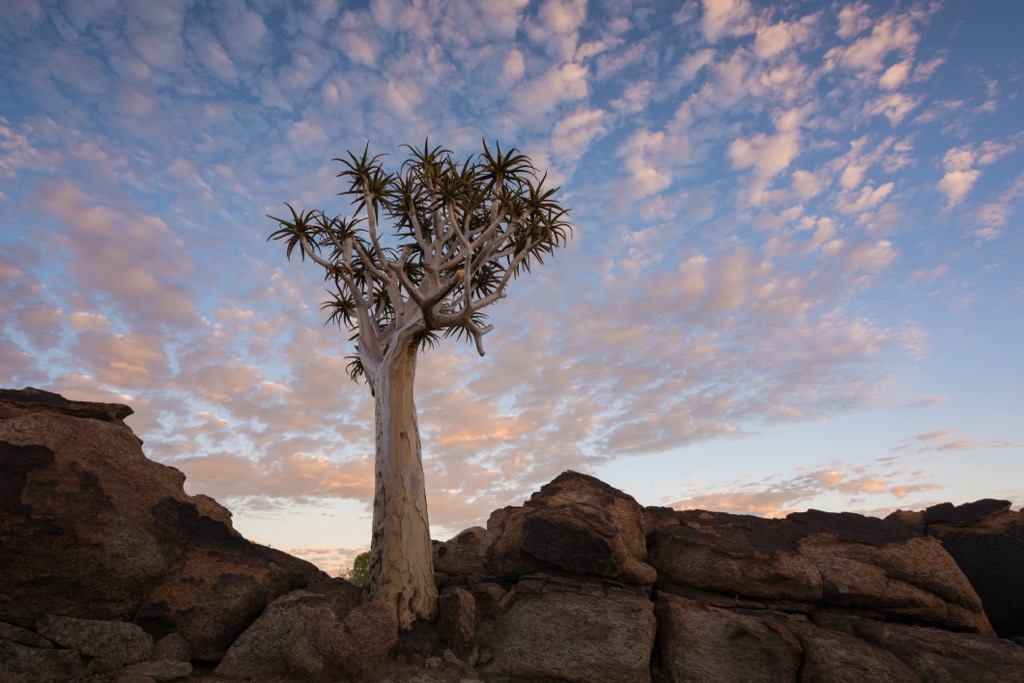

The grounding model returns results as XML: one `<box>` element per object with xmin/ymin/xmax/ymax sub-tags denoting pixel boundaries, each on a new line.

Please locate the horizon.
<box><xmin>2</xmin><ymin>0</ymin><xmax>1022</xmax><ymax>574</ymax></box>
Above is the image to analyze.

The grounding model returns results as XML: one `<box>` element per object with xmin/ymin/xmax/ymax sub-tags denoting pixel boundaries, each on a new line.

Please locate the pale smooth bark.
<box><xmin>363</xmin><ymin>328</ymin><xmax>437</xmax><ymax>629</ymax></box>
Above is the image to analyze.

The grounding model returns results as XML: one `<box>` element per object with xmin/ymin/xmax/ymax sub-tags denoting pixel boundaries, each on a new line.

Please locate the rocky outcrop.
<box><xmin>485</xmin><ymin>470</ymin><xmax>657</xmax><ymax>590</ymax></box>
<box><xmin>2</xmin><ymin>387</ymin><xmax>1022</xmax><ymax>682</ymax></box>
<box><xmin>652</xmin><ymin>597</ymin><xmax>1024</xmax><ymax>683</ymax></box>
<box><xmin>645</xmin><ymin>506</ymin><xmax>993</xmax><ymax>634</ymax></box>
<box><xmin>887</xmin><ymin>499</ymin><xmax>1024</xmax><ymax>639</ymax></box>
<box><xmin>816</xmin><ymin>613</ymin><xmax>1024</xmax><ymax>682</ymax></box>
<box><xmin>0</xmin><ymin>387</ymin><xmax>327</xmax><ymax>667</ymax></box>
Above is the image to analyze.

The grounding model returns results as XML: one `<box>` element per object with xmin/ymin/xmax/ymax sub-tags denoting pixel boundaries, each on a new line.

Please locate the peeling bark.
<box><xmin>364</xmin><ymin>330</ymin><xmax>437</xmax><ymax>629</ymax></box>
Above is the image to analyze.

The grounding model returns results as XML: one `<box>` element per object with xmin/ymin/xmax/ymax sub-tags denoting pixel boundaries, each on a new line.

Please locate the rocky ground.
<box><xmin>3</xmin><ymin>387</ymin><xmax>1023</xmax><ymax>682</ymax></box>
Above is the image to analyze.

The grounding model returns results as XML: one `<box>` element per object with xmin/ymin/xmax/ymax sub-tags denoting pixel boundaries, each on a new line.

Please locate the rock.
<box><xmin>280</xmin><ymin>605</ymin><xmax>337</xmax><ymax>680</ymax></box>
<box><xmin>478</xmin><ymin>574</ymin><xmax>656</xmax><ymax>683</ymax></box>
<box><xmin>646</xmin><ymin>509</ymin><xmax>823</xmax><ymax>608</ymax></box>
<box><xmin>646</xmin><ymin>507</ymin><xmax>993</xmax><ymax>633</ymax></box>
<box><xmin>438</xmin><ymin>586</ymin><xmax>476</xmax><ymax>655</ymax></box>
<box><xmin>782</xmin><ymin>617</ymin><xmax>918</xmax><ymax>683</ymax></box>
<box><xmin>918</xmin><ymin>504</ymin><xmax>1024</xmax><ymax>639</ymax></box>
<box><xmin>923</xmin><ymin>499</ymin><xmax>1013</xmax><ymax>526</ymax></box>
<box><xmin>113</xmin><ymin>677</ymin><xmax>157</xmax><ymax>683</ymax></box>
<box><xmin>35</xmin><ymin>614</ymin><xmax>153</xmax><ymax>664</ymax></box>
<box><xmin>654</xmin><ymin>594</ymin><xmax>802</xmax><ymax>683</ymax></box>
<box><xmin>332</xmin><ymin>599</ymin><xmax>399</xmax><ymax>677</ymax></box>
<box><xmin>282</xmin><ymin>599</ymin><xmax>398</xmax><ymax>681</ymax></box>
<box><xmin>0</xmin><ymin>619</ymin><xmax>55</xmax><ymax>648</ymax></box>
<box><xmin>150</xmin><ymin>633</ymin><xmax>191</xmax><ymax>662</ymax></box>
<box><xmin>486</xmin><ymin>470</ymin><xmax>656</xmax><ymax>589</ymax></box>
<box><xmin>433</xmin><ymin>526</ymin><xmax>491</xmax><ymax>581</ymax></box>
<box><xmin>132</xmin><ymin>516</ymin><xmax>325</xmax><ymax>660</ymax></box>
<box><xmin>442</xmin><ymin>648</ymin><xmax>464</xmax><ymax>667</ymax></box>
<box><xmin>0</xmin><ymin>639</ymin><xmax>83</xmax><ymax>680</ymax></box>
<box><xmin>217</xmin><ymin>589</ymin><xmax>342</xmax><ymax>677</ymax></box>
<box><xmin>0</xmin><ymin>386</ymin><xmax>132</xmax><ymax>421</ymax></box>
<box><xmin>800</xmin><ymin>534</ymin><xmax>991</xmax><ymax>633</ymax></box>
<box><xmin>120</xmin><ymin>660</ymin><xmax>193</xmax><ymax>681</ymax></box>
<box><xmin>0</xmin><ymin>388</ymin><xmax>327</xmax><ymax>661</ymax></box>
<box><xmin>819</xmin><ymin>613</ymin><xmax>1024</xmax><ymax>682</ymax></box>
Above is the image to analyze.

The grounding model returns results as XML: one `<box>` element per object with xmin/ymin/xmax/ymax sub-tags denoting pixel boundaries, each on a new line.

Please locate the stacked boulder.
<box><xmin>428</xmin><ymin>472</ymin><xmax>1024</xmax><ymax>682</ymax></box>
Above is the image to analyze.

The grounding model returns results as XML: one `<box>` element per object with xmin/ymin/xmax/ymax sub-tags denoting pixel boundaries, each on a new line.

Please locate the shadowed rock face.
<box><xmin>0</xmin><ymin>387</ymin><xmax>327</xmax><ymax>661</ymax></box>
<box><xmin>888</xmin><ymin>499</ymin><xmax>1024</xmax><ymax>639</ymax></box>
<box><xmin>485</xmin><ymin>470</ymin><xmax>657</xmax><ymax>589</ymax></box>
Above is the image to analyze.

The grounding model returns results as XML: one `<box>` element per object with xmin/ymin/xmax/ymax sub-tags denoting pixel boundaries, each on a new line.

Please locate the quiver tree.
<box><xmin>269</xmin><ymin>141</ymin><xmax>571</xmax><ymax>628</ymax></box>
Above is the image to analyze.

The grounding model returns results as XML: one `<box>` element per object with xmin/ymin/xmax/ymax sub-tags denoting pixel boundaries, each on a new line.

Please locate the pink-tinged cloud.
<box><xmin>668</xmin><ymin>463</ymin><xmax>943</xmax><ymax>518</ymax></box>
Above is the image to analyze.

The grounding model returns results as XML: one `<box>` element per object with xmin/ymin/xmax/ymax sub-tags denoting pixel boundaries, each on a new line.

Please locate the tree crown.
<box><xmin>269</xmin><ymin>140</ymin><xmax>572</xmax><ymax>381</ymax></box>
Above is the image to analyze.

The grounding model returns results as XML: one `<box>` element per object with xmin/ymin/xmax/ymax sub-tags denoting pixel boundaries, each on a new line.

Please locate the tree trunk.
<box><xmin>364</xmin><ymin>330</ymin><xmax>437</xmax><ymax>629</ymax></box>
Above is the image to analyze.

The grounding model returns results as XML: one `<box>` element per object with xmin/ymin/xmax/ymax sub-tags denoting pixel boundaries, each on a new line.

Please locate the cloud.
<box><xmin>616</xmin><ymin>129</ymin><xmax>675</xmax><ymax>198</ymax></box>
<box><xmin>866</xmin><ymin>92</ymin><xmax>918</xmax><ymax>125</ymax></box>
<box><xmin>825</xmin><ymin>12</ymin><xmax>920</xmax><ymax>74</ymax></box>
<box><xmin>35</xmin><ymin>178</ymin><xmax>198</xmax><ymax>328</ymax></box>
<box><xmin>701</xmin><ymin>0</ymin><xmax>754</xmax><ymax>43</ymax></box>
<box><xmin>123</xmin><ymin>0</ymin><xmax>187</xmax><ymax>70</ymax></box>
<box><xmin>667</xmin><ymin>462</ymin><xmax>942</xmax><ymax>517</ymax></box>
<box><xmin>836</xmin><ymin>2</ymin><xmax>873</xmax><ymax>39</ymax></box>
<box><xmin>938</xmin><ymin>141</ymin><xmax>1015</xmax><ymax>208</ymax></box>
<box><xmin>972</xmin><ymin>171</ymin><xmax>1024</xmax><ymax>241</ymax></box>
<box><xmin>513</xmin><ymin>61</ymin><xmax>589</xmax><ymax>116</ymax></box>
<box><xmin>0</xmin><ymin>117</ymin><xmax>64</xmax><ymax>178</ymax></box>
<box><xmin>836</xmin><ymin>182</ymin><xmax>893</xmax><ymax>214</ymax></box>
<box><xmin>502</xmin><ymin>47</ymin><xmax>525</xmax><ymax>82</ymax></box>
<box><xmin>550</xmin><ymin>107</ymin><xmax>609</xmax><ymax>160</ymax></box>
<box><xmin>891</xmin><ymin>428</ymin><xmax>1024</xmax><ymax>454</ymax></box>
<box><xmin>728</xmin><ymin>108</ymin><xmax>803</xmax><ymax>204</ymax></box>
<box><xmin>753</xmin><ymin>15</ymin><xmax>816</xmax><ymax>60</ymax></box>
<box><xmin>173</xmin><ymin>450</ymin><xmax>372</xmax><ymax>500</ymax></box>
<box><xmin>215</xmin><ymin>0</ymin><xmax>269</xmax><ymax>65</ymax></box>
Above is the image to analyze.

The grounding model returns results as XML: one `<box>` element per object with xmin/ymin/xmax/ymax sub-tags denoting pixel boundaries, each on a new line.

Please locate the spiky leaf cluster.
<box><xmin>269</xmin><ymin>140</ymin><xmax>571</xmax><ymax>381</ymax></box>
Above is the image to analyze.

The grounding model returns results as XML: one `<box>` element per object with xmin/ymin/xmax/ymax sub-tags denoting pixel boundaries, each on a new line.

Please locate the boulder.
<box><xmin>889</xmin><ymin>499</ymin><xmax>1024</xmax><ymax>639</ymax></box>
<box><xmin>35</xmin><ymin>615</ymin><xmax>153</xmax><ymax>664</ymax></box>
<box><xmin>478</xmin><ymin>574</ymin><xmax>656</xmax><ymax>683</ymax></box>
<box><xmin>486</xmin><ymin>470</ymin><xmax>657</xmax><ymax>589</ymax></box>
<box><xmin>654</xmin><ymin>594</ymin><xmax>802</xmax><ymax>683</ymax></box>
<box><xmin>215</xmin><ymin>585</ymin><xmax>357</xmax><ymax>677</ymax></box>
<box><xmin>0</xmin><ymin>388</ymin><xmax>327</xmax><ymax>661</ymax></box>
<box><xmin>0</xmin><ymin>639</ymin><xmax>84</xmax><ymax>681</ymax></box>
<box><xmin>782</xmin><ymin>617</ymin><xmax>918</xmax><ymax>683</ymax></box>
<box><xmin>0</xmin><ymin>620</ymin><xmax>54</xmax><ymax>649</ymax></box>
<box><xmin>150</xmin><ymin>633</ymin><xmax>191</xmax><ymax>662</ymax></box>
<box><xmin>433</xmin><ymin>526</ymin><xmax>491</xmax><ymax>582</ymax></box>
<box><xmin>119</xmin><ymin>660</ymin><xmax>193</xmax><ymax>681</ymax></box>
<box><xmin>280</xmin><ymin>605</ymin><xmax>338</xmax><ymax>680</ymax></box>
<box><xmin>647</xmin><ymin>510</ymin><xmax>822</xmax><ymax>609</ymax></box>
<box><xmin>646</xmin><ymin>507</ymin><xmax>993</xmax><ymax>633</ymax></box>
<box><xmin>818</xmin><ymin>613</ymin><xmax>1024</xmax><ymax>682</ymax></box>
<box><xmin>283</xmin><ymin>600</ymin><xmax>398</xmax><ymax>681</ymax></box>
<box><xmin>437</xmin><ymin>586</ymin><xmax>476</xmax><ymax>655</ymax></box>
<box><xmin>327</xmin><ymin>599</ymin><xmax>399</xmax><ymax>678</ymax></box>
<box><xmin>218</xmin><ymin>583</ymin><xmax>389</xmax><ymax>681</ymax></box>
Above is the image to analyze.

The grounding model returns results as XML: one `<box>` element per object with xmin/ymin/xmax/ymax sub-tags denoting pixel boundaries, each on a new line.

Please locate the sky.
<box><xmin>2</xmin><ymin>0</ymin><xmax>1022</xmax><ymax>575</ymax></box>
